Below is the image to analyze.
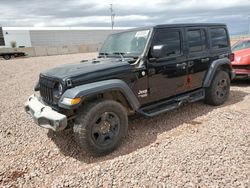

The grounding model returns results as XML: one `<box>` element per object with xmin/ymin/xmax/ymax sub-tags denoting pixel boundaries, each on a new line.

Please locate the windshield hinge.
<box><xmin>66</xmin><ymin>79</ymin><xmax>72</xmax><ymax>87</ymax></box>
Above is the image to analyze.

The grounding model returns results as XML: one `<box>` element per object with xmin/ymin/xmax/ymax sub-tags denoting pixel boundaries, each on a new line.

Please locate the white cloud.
<box><xmin>75</xmin><ymin>0</ymin><xmax>250</xmax><ymax>11</ymax></box>
<box><xmin>33</xmin><ymin>15</ymin><xmax>153</xmax><ymax>27</ymax></box>
<box><xmin>0</xmin><ymin>0</ymin><xmax>249</xmax><ymax>34</ymax></box>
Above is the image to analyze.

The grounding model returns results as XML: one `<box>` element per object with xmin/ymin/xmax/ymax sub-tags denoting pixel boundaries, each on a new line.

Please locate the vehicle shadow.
<box><xmin>47</xmin><ymin>89</ymin><xmax>248</xmax><ymax>164</ymax></box>
<box><xmin>231</xmin><ymin>79</ymin><xmax>250</xmax><ymax>87</ymax></box>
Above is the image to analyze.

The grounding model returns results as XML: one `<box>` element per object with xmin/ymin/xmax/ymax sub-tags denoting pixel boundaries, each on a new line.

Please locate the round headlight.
<box><xmin>58</xmin><ymin>83</ymin><xmax>63</xmax><ymax>96</ymax></box>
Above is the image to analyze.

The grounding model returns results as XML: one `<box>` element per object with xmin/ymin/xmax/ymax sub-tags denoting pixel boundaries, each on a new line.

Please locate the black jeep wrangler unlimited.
<box><xmin>25</xmin><ymin>24</ymin><xmax>234</xmax><ymax>155</ymax></box>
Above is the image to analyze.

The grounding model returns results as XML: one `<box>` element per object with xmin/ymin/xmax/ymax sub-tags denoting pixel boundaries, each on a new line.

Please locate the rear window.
<box><xmin>210</xmin><ymin>28</ymin><xmax>229</xmax><ymax>49</ymax></box>
<box><xmin>187</xmin><ymin>29</ymin><xmax>207</xmax><ymax>53</ymax></box>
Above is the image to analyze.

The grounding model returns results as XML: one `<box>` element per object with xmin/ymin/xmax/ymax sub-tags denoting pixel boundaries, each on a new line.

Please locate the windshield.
<box><xmin>100</xmin><ymin>29</ymin><xmax>150</xmax><ymax>56</ymax></box>
<box><xmin>232</xmin><ymin>40</ymin><xmax>250</xmax><ymax>52</ymax></box>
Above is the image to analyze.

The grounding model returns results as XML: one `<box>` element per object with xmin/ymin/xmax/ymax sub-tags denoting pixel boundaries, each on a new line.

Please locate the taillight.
<box><xmin>229</xmin><ymin>53</ymin><xmax>235</xmax><ymax>62</ymax></box>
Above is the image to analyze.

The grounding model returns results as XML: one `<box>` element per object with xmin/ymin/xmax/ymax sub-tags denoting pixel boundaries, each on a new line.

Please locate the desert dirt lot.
<box><xmin>0</xmin><ymin>53</ymin><xmax>249</xmax><ymax>187</ymax></box>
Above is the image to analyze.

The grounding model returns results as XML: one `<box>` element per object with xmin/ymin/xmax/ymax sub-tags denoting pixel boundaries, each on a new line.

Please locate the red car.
<box><xmin>231</xmin><ymin>38</ymin><xmax>250</xmax><ymax>79</ymax></box>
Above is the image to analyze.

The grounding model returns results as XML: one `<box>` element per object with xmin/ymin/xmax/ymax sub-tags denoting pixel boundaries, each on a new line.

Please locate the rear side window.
<box><xmin>187</xmin><ymin>29</ymin><xmax>207</xmax><ymax>53</ymax></box>
<box><xmin>210</xmin><ymin>28</ymin><xmax>228</xmax><ymax>49</ymax></box>
<box><xmin>152</xmin><ymin>30</ymin><xmax>181</xmax><ymax>58</ymax></box>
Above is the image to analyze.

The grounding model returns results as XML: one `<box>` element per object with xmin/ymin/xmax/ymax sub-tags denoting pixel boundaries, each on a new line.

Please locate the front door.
<box><xmin>147</xmin><ymin>28</ymin><xmax>188</xmax><ymax>103</ymax></box>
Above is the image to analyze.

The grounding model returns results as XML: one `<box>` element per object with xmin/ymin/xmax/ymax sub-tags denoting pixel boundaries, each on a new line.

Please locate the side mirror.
<box><xmin>150</xmin><ymin>45</ymin><xmax>164</xmax><ymax>59</ymax></box>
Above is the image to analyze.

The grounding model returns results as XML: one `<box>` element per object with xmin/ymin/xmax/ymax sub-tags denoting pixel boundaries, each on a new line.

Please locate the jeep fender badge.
<box><xmin>138</xmin><ymin>89</ymin><xmax>148</xmax><ymax>98</ymax></box>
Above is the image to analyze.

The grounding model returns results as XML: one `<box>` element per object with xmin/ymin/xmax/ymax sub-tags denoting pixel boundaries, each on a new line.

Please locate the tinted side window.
<box><xmin>152</xmin><ymin>30</ymin><xmax>181</xmax><ymax>58</ymax></box>
<box><xmin>187</xmin><ymin>29</ymin><xmax>207</xmax><ymax>53</ymax></box>
<box><xmin>210</xmin><ymin>28</ymin><xmax>228</xmax><ymax>49</ymax></box>
<box><xmin>0</xmin><ymin>27</ymin><xmax>5</xmax><ymax>46</ymax></box>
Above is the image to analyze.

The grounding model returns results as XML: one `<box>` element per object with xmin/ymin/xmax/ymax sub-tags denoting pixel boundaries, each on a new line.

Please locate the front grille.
<box><xmin>39</xmin><ymin>76</ymin><xmax>57</xmax><ymax>104</ymax></box>
<box><xmin>233</xmin><ymin>65</ymin><xmax>250</xmax><ymax>70</ymax></box>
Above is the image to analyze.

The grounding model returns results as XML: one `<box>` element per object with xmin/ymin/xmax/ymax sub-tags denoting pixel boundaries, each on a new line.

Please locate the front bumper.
<box><xmin>233</xmin><ymin>69</ymin><xmax>250</xmax><ymax>79</ymax></box>
<box><xmin>24</xmin><ymin>95</ymin><xmax>67</xmax><ymax>131</ymax></box>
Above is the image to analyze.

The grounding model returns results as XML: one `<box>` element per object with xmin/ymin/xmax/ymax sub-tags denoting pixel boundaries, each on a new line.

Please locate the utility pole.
<box><xmin>248</xmin><ymin>14</ymin><xmax>250</xmax><ymax>36</ymax></box>
<box><xmin>110</xmin><ymin>4</ymin><xmax>115</xmax><ymax>30</ymax></box>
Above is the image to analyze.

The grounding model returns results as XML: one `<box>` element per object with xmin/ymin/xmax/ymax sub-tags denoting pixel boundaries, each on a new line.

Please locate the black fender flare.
<box><xmin>58</xmin><ymin>79</ymin><xmax>140</xmax><ymax>110</ymax></box>
<box><xmin>203</xmin><ymin>58</ymin><xmax>233</xmax><ymax>87</ymax></box>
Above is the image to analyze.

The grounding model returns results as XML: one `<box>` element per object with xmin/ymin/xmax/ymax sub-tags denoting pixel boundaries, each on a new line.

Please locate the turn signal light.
<box><xmin>62</xmin><ymin>97</ymin><xmax>81</xmax><ymax>105</ymax></box>
<box><xmin>71</xmin><ymin>98</ymin><xmax>81</xmax><ymax>105</ymax></box>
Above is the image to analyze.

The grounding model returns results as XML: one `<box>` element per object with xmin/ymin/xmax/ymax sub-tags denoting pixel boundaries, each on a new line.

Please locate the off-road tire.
<box><xmin>205</xmin><ymin>70</ymin><xmax>230</xmax><ymax>106</ymax></box>
<box><xmin>3</xmin><ymin>54</ymin><xmax>11</xmax><ymax>60</ymax></box>
<box><xmin>73</xmin><ymin>99</ymin><xmax>128</xmax><ymax>156</ymax></box>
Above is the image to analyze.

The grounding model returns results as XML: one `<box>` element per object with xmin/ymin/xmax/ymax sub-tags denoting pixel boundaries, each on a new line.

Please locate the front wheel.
<box><xmin>73</xmin><ymin>100</ymin><xmax>128</xmax><ymax>156</ymax></box>
<box><xmin>205</xmin><ymin>70</ymin><xmax>230</xmax><ymax>106</ymax></box>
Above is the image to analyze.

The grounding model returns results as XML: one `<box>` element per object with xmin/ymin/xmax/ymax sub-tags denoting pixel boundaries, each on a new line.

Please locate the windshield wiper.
<box><xmin>112</xmin><ymin>52</ymin><xmax>126</xmax><ymax>61</ymax></box>
<box><xmin>99</xmin><ymin>52</ymin><xmax>135</xmax><ymax>61</ymax></box>
<box><xmin>99</xmin><ymin>52</ymin><xmax>110</xmax><ymax>58</ymax></box>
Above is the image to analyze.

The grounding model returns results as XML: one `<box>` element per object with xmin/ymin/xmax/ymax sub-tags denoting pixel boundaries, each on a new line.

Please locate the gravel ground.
<box><xmin>0</xmin><ymin>53</ymin><xmax>249</xmax><ymax>187</ymax></box>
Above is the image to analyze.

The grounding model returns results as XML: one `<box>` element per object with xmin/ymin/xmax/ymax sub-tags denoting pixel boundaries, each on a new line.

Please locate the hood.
<box><xmin>41</xmin><ymin>58</ymin><xmax>133</xmax><ymax>84</ymax></box>
<box><xmin>232</xmin><ymin>48</ymin><xmax>250</xmax><ymax>65</ymax></box>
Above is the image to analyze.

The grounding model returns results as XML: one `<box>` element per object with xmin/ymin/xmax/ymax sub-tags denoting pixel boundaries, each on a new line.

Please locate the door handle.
<box><xmin>176</xmin><ymin>63</ymin><xmax>187</xmax><ymax>69</ymax></box>
<box><xmin>201</xmin><ymin>58</ymin><xmax>210</xmax><ymax>63</ymax></box>
<box><xmin>148</xmin><ymin>68</ymin><xmax>156</xmax><ymax>75</ymax></box>
<box><xmin>187</xmin><ymin>61</ymin><xmax>194</xmax><ymax>67</ymax></box>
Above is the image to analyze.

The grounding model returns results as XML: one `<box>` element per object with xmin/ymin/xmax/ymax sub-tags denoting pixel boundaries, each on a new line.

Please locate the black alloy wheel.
<box><xmin>73</xmin><ymin>100</ymin><xmax>128</xmax><ymax>155</ymax></box>
<box><xmin>91</xmin><ymin>112</ymin><xmax>121</xmax><ymax>147</ymax></box>
<box><xmin>205</xmin><ymin>70</ymin><xmax>230</xmax><ymax>106</ymax></box>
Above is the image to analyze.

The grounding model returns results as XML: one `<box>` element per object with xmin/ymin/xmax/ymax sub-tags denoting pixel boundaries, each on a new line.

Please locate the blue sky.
<box><xmin>1</xmin><ymin>0</ymin><xmax>250</xmax><ymax>35</ymax></box>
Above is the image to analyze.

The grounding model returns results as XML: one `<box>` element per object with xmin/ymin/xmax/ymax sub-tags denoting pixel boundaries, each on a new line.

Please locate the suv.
<box><xmin>25</xmin><ymin>24</ymin><xmax>234</xmax><ymax>155</ymax></box>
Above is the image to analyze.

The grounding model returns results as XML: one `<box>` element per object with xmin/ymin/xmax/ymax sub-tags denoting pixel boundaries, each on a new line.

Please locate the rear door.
<box><xmin>185</xmin><ymin>27</ymin><xmax>210</xmax><ymax>90</ymax></box>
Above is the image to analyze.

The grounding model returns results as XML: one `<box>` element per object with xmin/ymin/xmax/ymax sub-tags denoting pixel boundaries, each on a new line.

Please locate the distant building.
<box><xmin>1</xmin><ymin>27</ymin><xmax>129</xmax><ymax>48</ymax></box>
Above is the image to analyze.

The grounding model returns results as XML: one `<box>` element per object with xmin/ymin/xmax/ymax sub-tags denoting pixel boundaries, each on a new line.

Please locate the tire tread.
<box><xmin>73</xmin><ymin>99</ymin><xmax>128</xmax><ymax>155</ymax></box>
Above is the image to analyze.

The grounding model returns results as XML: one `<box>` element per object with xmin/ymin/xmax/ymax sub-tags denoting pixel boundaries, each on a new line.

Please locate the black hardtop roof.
<box><xmin>117</xmin><ymin>23</ymin><xmax>226</xmax><ymax>33</ymax></box>
<box><xmin>112</xmin><ymin>23</ymin><xmax>227</xmax><ymax>35</ymax></box>
<box><xmin>154</xmin><ymin>23</ymin><xmax>226</xmax><ymax>29</ymax></box>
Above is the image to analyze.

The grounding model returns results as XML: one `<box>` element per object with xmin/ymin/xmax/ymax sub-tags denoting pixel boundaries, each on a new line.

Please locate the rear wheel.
<box><xmin>205</xmin><ymin>70</ymin><xmax>230</xmax><ymax>106</ymax></box>
<box><xmin>3</xmin><ymin>54</ymin><xmax>11</xmax><ymax>60</ymax></box>
<box><xmin>73</xmin><ymin>100</ymin><xmax>128</xmax><ymax>156</ymax></box>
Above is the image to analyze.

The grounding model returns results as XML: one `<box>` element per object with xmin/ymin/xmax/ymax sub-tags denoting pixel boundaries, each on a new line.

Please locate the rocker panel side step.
<box><xmin>137</xmin><ymin>88</ymin><xmax>205</xmax><ymax>117</ymax></box>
